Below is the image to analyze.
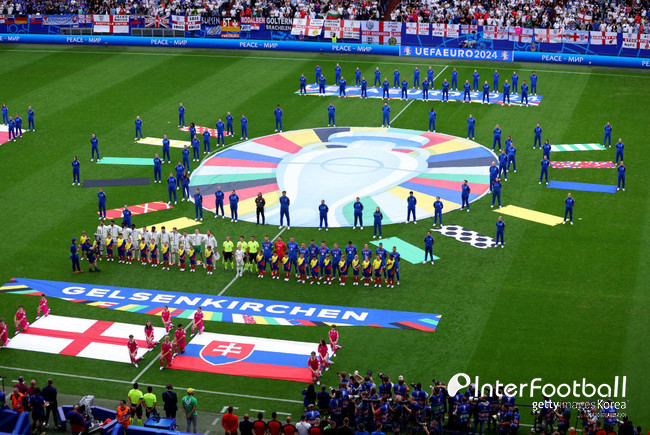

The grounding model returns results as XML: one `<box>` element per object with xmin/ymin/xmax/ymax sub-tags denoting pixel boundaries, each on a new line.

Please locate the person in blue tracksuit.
<box><xmin>353</xmin><ymin>197</ymin><xmax>364</xmax><ymax>229</ymax></box>
<box><xmin>493</xmin><ymin>124</ymin><xmax>502</xmax><ymax>151</ymax></box>
<box><xmin>413</xmin><ymin>67</ymin><xmax>420</xmax><ymax>88</ymax></box>
<box><xmin>427</xmin><ymin>66</ymin><xmax>434</xmax><ymax>86</ymax></box>
<box><xmin>539</xmin><ymin>156</ymin><xmax>550</xmax><ymax>185</ymax></box>
<box><xmin>617</xmin><ymin>161</ymin><xmax>626</xmax><ymax>191</ymax></box>
<box><xmin>382</xmin><ymin>103</ymin><xmax>390</xmax><ymax>127</ymax></box>
<box><xmin>215</xmin><ymin>119</ymin><xmax>225</xmax><ymax>147</ymax></box>
<box><xmin>274</xmin><ymin>105</ymin><xmax>283</xmax><ymax>132</ymax></box>
<box><xmin>182</xmin><ymin>146</ymin><xmax>190</xmax><ymax>172</ymax></box>
<box><xmin>355</xmin><ymin>67</ymin><xmax>361</xmax><ymax>86</ymax></box>
<box><xmin>319</xmin><ymin>200</ymin><xmax>329</xmax><ymax>230</ymax></box>
<box><xmin>401</xmin><ymin>79</ymin><xmax>408</xmax><ymax>99</ymax></box>
<box><xmin>615</xmin><ymin>138</ymin><xmax>624</xmax><ymax>164</ymax></box>
<box><xmin>226</xmin><ymin>112</ymin><xmax>234</xmax><ymax>136</ymax></box>
<box><xmin>162</xmin><ymin>134</ymin><xmax>171</xmax><ymax>163</ymax></box>
<box><xmin>482</xmin><ymin>81</ymin><xmax>490</xmax><ymax>104</ymax></box>
<box><xmin>319</xmin><ymin>75</ymin><xmax>327</xmax><ymax>94</ymax></box>
<box><xmin>328</xmin><ymin>103</ymin><xmax>336</xmax><ymax>127</ymax></box>
<box><xmin>472</xmin><ymin>69</ymin><xmax>480</xmax><ymax>91</ymax></box>
<box><xmin>72</xmin><ymin>156</ymin><xmax>80</xmax><ymax>186</ymax></box>
<box><xmin>433</xmin><ymin>197</ymin><xmax>443</xmax><ymax>227</ymax></box>
<box><xmin>175</xmin><ymin>162</ymin><xmax>184</xmax><ymax>191</ymax></box>
<box><xmin>493</xmin><ymin>69</ymin><xmax>499</xmax><ymax>92</ymax></box>
<box><xmin>489</xmin><ymin>161</ymin><xmax>498</xmax><ymax>192</ymax></box>
<box><xmin>463</xmin><ymin>80</ymin><xmax>471</xmax><ymax>102</ymax></box>
<box><xmin>178</xmin><ymin>103</ymin><xmax>185</xmax><ymax>127</ymax></box>
<box><xmin>315</xmin><ymin>64</ymin><xmax>322</xmax><ymax>84</ymax></box>
<box><xmin>203</xmin><ymin>129</ymin><xmax>212</xmax><ymax>152</ymax></box>
<box><xmin>339</xmin><ymin>77</ymin><xmax>347</xmax><ymax>97</ymax></box>
<box><xmin>498</xmin><ymin>150</ymin><xmax>508</xmax><ymax>181</ymax></box>
<box><xmin>407</xmin><ymin>191</ymin><xmax>417</xmax><ymax>224</ymax></box>
<box><xmin>153</xmin><ymin>154</ymin><xmax>162</xmax><ymax>183</ymax></box>
<box><xmin>373</xmin><ymin>207</ymin><xmax>383</xmax><ymax>239</ymax></box>
<box><xmin>520</xmin><ymin>81</ymin><xmax>529</xmax><ymax>106</ymax></box>
<box><xmin>461</xmin><ymin>180</ymin><xmax>471</xmax><ymax>211</ymax></box>
<box><xmin>214</xmin><ymin>186</ymin><xmax>225</xmax><ymax>217</ymax></box>
<box><xmin>182</xmin><ymin>173</ymin><xmax>190</xmax><ymax>201</ymax></box>
<box><xmin>491</xmin><ymin>178</ymin><xmax>502</xmax><ymax>208</ymax></box>
<box><xmin>495</xmin><ymin>216</ymin><xmax>505</xmax><ymax>247</ymax></box>
<box><xmin>229</xmin><ymin>190</ymin><xmax>239</xmax><ymax>222</ymax></box>
<box><xmin>27</xmin><ymin>106</ymin><xmax>35</xmax><ymax>131</ymax></box>
<box><xmin>428</xmin><ymin>108</ymin><xmax>436</xmax><ymax>132</ymax></box>
<box><xmin>442</xmin><ymin>79</ymin><xmax>450</xmax><ymax>102</ymax></box>
<box><xmin>603</xmin><ymin>122</ymin><xmax>613</xmax><ymax>147</ymax></box>
<box><xmin>191</xmin><ymin>137</ymin><xmax>200</xmax><ymax>161</ymax></box>
<box><xmin>335</xmin><ymin>63</ymin><xmax>342</xmax><ymax>85</ymax></box>
<box><xmin>189</xmin><ymin>122</ymin><xmax>196</xmax><ymax>140</ymax></box>
<box><xmin>451</xmin><ymin>68</ymin><xmax>458</xmax><ymax>90</ymax></box>
<box><xmin>511</xmin><ymin>71</ymin><xmax>519</xmax><ymax>94</ymax></box>
<box><xmin>279</xmin><ymin>190</ymin><xmax>291</xmax><ymax>229</ymax></box>
<box><xmin>14</xmin><ymin>114</ymin><xmax>22</xmax><ymax>138</ymax></box>
<box><xmin>98</xmin><ymin>187</ymin><xmax>107</xmax><ymax>220</ymax></box>
<box><xmin>467</xmin><ymin>114</ymin><xmax>476</xmax><ymax>140</ymax></box>
<box><xmin>563</xmin><ymin>193</ymin><xmax>575</xmax><ymax>224</ymax></box>
<box><xmin>361</xmin><ymin>77</ymin><xmax>368</xmax><ymax>98</ymax></box>
<box><xmin>299</xmin><ymin>74</ymin><xmax>307</xmax><ymax>95</ymax></box>
<box><xmin>393</xmin><ymin>68</ymin><xmax>400</xmax><ymax>88</ymax></box>
<box><xmin>533</xmin><ymin>123</ymin><xmax>542</xmax><ymax>149</ymax></box>
<box><xmin>90</xmin><ymin>133</ymin><xmax>99</xmax><ymax>161</ymax></box>
<box><xmin>134</xmin><ymin>116</ymin><xmax>143</xmax><ymax>140</ymax></box>
<box><xmin>1</xmin><ymin>103</ymin><xmax>7</xmax><ymax>124</ymax></box>
<box><xmin>167</xmin><ymin>172</ymin><xmax>177</xmax><ymax>204</ymax></box>
<box><xmin>502</xmin><ymin>80</ymin><xmax>511</xmax><ymax>105</ymax></box>
<box><xmin>382</xmin><ymin>78</ymin><xmax>390</xmax><ymax>99</ymax></box>
<box><xmin>542</xmin><ymin>140</ymin><xmax>551</xmax><ymax>160</ymax></box>
<box><xmin>240</xmin><ymin>114</ymin><xmax>248</xmax><ymax>140</ymax></box>
<box><xmin>530</xmin><ymin>72</ymin><xmax>538</xmax><ymax>95</ymax></box>
<box><xmin>122</xmin><ymin>207</ymin><xmax>132</xmax><ymax>228</ymax></box>
<box><xmin>194</xmin><ymin>188</ymin><xmax>203</xmax><ymax>221</ymax></box>
<box><xmin>507</xmin><ymin>141</ymin><xmax>517</xmax><ymax>172</ymax></box>
<box><xmin>424</xmin><ymin>231</ymin><xmax>435</xmax><ymax>264</ymax></box>
<box><xmin>374</xmin><ymin>67</ymin><xmax>381</xmax><ymax>87</ymax></box>
<box><xmin>422</xmin><ymin>79</ymin><xmax>429</xmax><ymax>100</ymax></box>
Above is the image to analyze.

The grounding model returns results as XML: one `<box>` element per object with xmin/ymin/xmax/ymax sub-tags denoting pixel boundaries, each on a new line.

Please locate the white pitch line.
<box><xmin>212</xmin><ymin>417</ymin><xmax>221</xmax><ymax>426</ymax></box>
<box><xmin>250</xmin><ymin>409</ymin><xmax>266</xmax><ymax>413</ymax></box>
<box><xmin>131</xmin><ymin>322</ymin><xmax>193</xmax><ymax>383</ymax></box>
<box><xmin>0</xmin><ymin>365</ymin><xmax>302</xmax><ymax>403</ymax></box>
<box><xmin>391</xmin><ymin>65</ymin><xmax>448</xmax><ymax>124</ymax></box>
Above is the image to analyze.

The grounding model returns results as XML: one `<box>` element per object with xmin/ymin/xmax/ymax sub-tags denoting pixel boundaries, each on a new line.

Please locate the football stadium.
<box><xmin>0</xmin><ymin>5</ymin><xmax>649</xmax><ymax>435</ymax></box>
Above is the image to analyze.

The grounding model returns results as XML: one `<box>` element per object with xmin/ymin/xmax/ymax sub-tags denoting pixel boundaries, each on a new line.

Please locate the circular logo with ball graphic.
<box><xmin>189</xmin><ymin>128</ymin><xmax>496</xmax><ymax>228</ymax></box>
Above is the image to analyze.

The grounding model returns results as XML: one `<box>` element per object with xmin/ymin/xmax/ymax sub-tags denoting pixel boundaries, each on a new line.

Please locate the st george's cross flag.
<box><xmin>7</xmin><ymin>315</ymin><xmax>166</xmax><ymax>364</ymax></box>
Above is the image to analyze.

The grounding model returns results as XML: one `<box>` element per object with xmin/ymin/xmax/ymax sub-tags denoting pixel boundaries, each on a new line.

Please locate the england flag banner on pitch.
<box><xmin>622</xmin><ymin>33</ymin><xmax>650</xmax><ymax>49</ymax></box>
<box><xmin>564</xmin><ymin>30</ymin><xmax>589</xmax><ymax>44</ymax></box>
<box><xmin>590</xmin><ymin>31</ymin><xmax>617</xmax><ymax>45</ymax></box>
<box><xmin>405</xmin><ymin>22</ymin><xmax>429</xmax><ymax>35</ymax></box>
<box><xmin>431</xmin><ymin>23</ymin><xmax>460</xmax><ymax>38</ymax></box>
<box><xmin>291</xmin><ymin>18</ymin><xmax>324</xmax><ymax>36</ymax></box>
<box><xmin>361</xmin><ymin>21</ymin><xmax>401</xmax><ymax>45</ymax></box>
<box><xmin>6</xmin><ymin>315</ymin><xmax>165</xmax><ymax>364</ymax></box>
<box><xmin>170</xmin><ymin>332</ymin><xmax>318</xmax><ymax>382</ymax></box>
<box><xmin>93</xmin><ymin>15</ymin><xmax>129</xmax><ymax>33</ymax></box>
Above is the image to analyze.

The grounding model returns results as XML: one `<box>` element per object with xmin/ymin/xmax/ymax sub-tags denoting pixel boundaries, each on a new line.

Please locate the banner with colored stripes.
<box><xmin>1</xmin><ymin>278</ymin><xmax>442</xmax><ymax>332</ymax></box>
<box><xmin>549</xmin><ymin>143</ymin><xmax>605</xmax><ymax>152</ymax></box>
<box><xmin>550</xmin><ymin>161</ymin><xmax>617</xmax><ymax>169</ymax></box>
<box><xmin>98</xmin><ymin>201</ymin><xmax>172</xmax><ymax>220</ymax></box>
<box><xmin>137</xmin><ymin>137</ymin><xmax>191</xmax><ymax>149</ymax></box>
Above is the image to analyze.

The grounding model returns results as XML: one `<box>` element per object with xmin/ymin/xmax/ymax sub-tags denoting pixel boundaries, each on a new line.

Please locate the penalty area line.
<box><xmin>0</xmin><ymin>364</ymin><xmax>302</xmax><ymax>404</ymax></box>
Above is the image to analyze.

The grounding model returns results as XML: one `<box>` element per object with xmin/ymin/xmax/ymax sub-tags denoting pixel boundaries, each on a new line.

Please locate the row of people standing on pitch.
<box><xmin>309</xmin><ymin>64</ymin><xmax>539</xmax><ymax>94</ymax></box>
<box><xmin>1</xmin><ymin>104</ymin><xmax>35</xmax><ymax>142</ymax></box>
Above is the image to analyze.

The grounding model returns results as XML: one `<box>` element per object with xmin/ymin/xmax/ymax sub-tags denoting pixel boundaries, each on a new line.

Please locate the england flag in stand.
<box><xmin>483</xmin><ymin>26</ymin><xmax>508</xmax><ymax>40</ymax></box>
<box><xmin>172</xmin><ymin>15</ymin><xmax>200</xmax><ymax>31</ymax></box>
<box><xmin>405</xmin><ymin>22</ymin><xmax>430</xmax><ymax>35</ymax></box>
<box><xmin>291</xmin><ymin>18</ymin><xmax>325</xmax><ymax>36</ymax></box>
<box><xmin>93</xmin><ymin>15</ymin><xmax>129</xmax><ymax>33</ymax></box>
<box><xmin>361</xmin><ymin>21</ymin><xmax>402</xmax><ymax>45</ymax></box>
<box><xmin>431</xmin><ymin>23</ymin><xmax>459</xmax><ymax>38</ymax></box>
<box><xmin>622</xmin><ymin>33</ymin><xmax>650</xmax><ymax>49</ymax></box>
<box><xmin>564</xmin><ymin>30</ymin><xmax>589</xmax><ymax>44</ymax></box>
<box><xmin>508</xmin><ymin>27</ymin><xmax>533</xmax><ymax>43</ymax></box>
<box><xmin>590</xmin><ymin>31</ymin><xmax>617</xmax><ymax>45</ymax></box>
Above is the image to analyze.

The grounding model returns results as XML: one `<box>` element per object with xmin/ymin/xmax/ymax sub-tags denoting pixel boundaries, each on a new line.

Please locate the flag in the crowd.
<box><xmin>221</xmin><ymin>18</ymin><xmax>240</xmax><ymax>38</ymax></box>
<box><xmin>577</xmin><ymin>12</ymin><xmax>593</xmax><ymax>23</ymax></box>
<box><xmin>534</xmin><ymin>28</ymin><xmax>550</xmax><ymax>43</ymax></box>
<box><xmin>460</xmin><ymin>24</ymin><xmax>478</xmax><ymax>34</ymax></box>
<box><xmin>291</xmin><ymin>18</ymin><xmax>325</xmax><ymax>37</ymax></box>
<box><xmin>548</xmin><ymin>29</ymin><xmax>564</xmax><ymax>43</ymax></box>
<box><xmin>622</xmin><ymin>33</ymin><xmax>650</xmax><ymax>49</ymax></box>
<box><xmin>172</xmin><ymin>15</ymin><xmax>200</xmax><ymax>31</ymax></box>
<box><xmin>170</xmin><ymin>332</ymin><xmax>319</xmax><ymax>382</ymax></box>
<box><xmin>508</xmin><ymin>27</ymin><xmax>533</xmax><ymax>43</ymax></box>
<box><xmin>145</xmin><ymin>14</ymin><xmax>170</xmax><ymax>28</ymax></box>
<box><xmin>93</xmin><ymin>15</ymin><xmax>129</xmax><ymax>33</ymax></box>
<box><xmin>240</xmin><ymin>16</ymin><xmax>264</xmax><ymax>31</ymax></box>
<box><xmin>6</xmin><ymin>315</ymin><xmax>165</xmax><ymax>364</ymax></box>
<box><xmin>483</xmin><ymin>26</ymin><xmax>507</xmax><ymax>40</ymax></box>
<box><xmin>590</xmin><ymin>31</ymin><xmax>617</xmax><ymax>45</ymax></box>
<box><xmin>326</xmin><ymin>10</ymin><xmax>341</xmax><ymax>19</ymax></box>
<box><xmin>563</xmin><ymin>30</ymin><xmax>589</xmax><ymax>44</ymax></box>
<box><xmin>361</xmin><ymin>21</ymin><xmax>401</xmax><ymax>44</ymax></box>
<box><xmin>431</xmin><ymin>23</ymin><xmax>459</xmax><ymax>38</ymax></box>
<box><xmin>323</xmin><ymin>19</ymin><xmax>361</xmax><ymax>39</ymax></box>
<box><xmin>405</xmin><ymin>22</ymin><xmax>429</xmax><ymax>36</ymax></box>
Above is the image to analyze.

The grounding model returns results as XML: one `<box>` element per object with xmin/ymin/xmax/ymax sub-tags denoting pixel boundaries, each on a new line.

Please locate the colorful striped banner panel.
<box><xmin>137</xmin><ymin>137</ymin><xmax>191</xmax><ymax>149</ymax></box>
<box><xmin>550</xmin><ymin>161</ymin><xmax>617</xmax><ymax>169</ymax></box>
<box><xmin>549</xmin><ymin>143</ymin><xmax>605</xmax><ymax>152</ymax></box>
<box><xmin>97</xmin><ymin>201</ymin><xmax>172</xmax><ymax>220</ymax></box>
<box><xmin>1</xmin><ymin>278</ymin><xmax>442</xmax><ymax>332</ymax></box>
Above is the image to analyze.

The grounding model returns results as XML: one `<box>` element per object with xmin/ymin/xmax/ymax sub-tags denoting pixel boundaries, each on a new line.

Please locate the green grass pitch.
<box><xmin>0</xmin><ymin>44</ymin><xmax>648</xmax><ymax>424</ymax></box>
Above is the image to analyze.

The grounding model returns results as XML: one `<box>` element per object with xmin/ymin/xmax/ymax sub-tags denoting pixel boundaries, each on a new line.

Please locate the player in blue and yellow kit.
<box><xmin>323</xmin><ymin>254</ymin><xmax>333</xmax><ymax>284</ymax></box>
<box><xmin>338</xmin><ymin>258</ymin><xmax>348</xmax><ymax>286</ymax></box>
<box><xmin>362</xmin><ymin>256</ymin><xmax>371</xmax><ymax>286</ymax></box>
<box><xmin>386</xmin><ymin>255</ymin><xmax>396</xmax><ymax>288</ymax></box>
<box><xmin>270</xmin><ymin>252</ymin><xmax>280</xmax><ymax>279</ymax></box>
<box><xmin>372</xmin><ymin>255</ymin><xmax>383</xmax><ymax>287</ymax></box>
<box><xmin>309</xmin><ymin>256</ymin><xmax>320</xmax><ymax>284</ymax></box>
<box><xmin>351</xmin><ymin>255</ymin><xmax>360</xmax><ymax>285</ymax></box>
<box><xmin>297</xmin><ymin>253</ymin><xmax>307</xmax><ymax>283</ymax></box>
<box><xmin>256</xmin><ymin>252</ymin><xmax>266</xmax><ymax>278</ymax></box>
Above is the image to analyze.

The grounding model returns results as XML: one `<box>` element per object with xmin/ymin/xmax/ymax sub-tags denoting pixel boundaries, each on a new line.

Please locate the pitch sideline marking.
<box><xmin>391</xmin><ymin>66</ymin><xmax>448</xmax><ymax>124</ymax></box>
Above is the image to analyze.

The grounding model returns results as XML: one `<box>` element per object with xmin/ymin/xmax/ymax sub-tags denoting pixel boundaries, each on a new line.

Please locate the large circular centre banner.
<box><xmin>189</xmin><ymin>127</ymin><xmax>495</xmax><ymax>228</ymax></box>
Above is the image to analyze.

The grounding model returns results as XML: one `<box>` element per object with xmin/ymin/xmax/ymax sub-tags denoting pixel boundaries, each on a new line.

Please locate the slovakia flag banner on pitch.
<box><xmin>6</xmin><ymin>315</ymin><xmax>165</xmax><ymax>364</ymax></box>
<box><xmin>170</xmin><ymin>332</ymin><xmax>317</xmax><ymax>382</ymax></box>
